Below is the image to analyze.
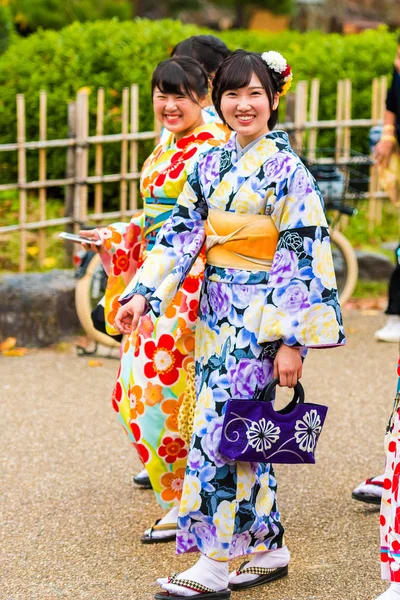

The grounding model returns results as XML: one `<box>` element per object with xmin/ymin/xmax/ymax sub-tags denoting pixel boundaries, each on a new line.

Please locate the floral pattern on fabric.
<box><xmin>125</xmin><ymin>130</ymin><xmax>345</xmax><ymax>560</ymax></box>
<box><xmin>97</xmin><ymin>122</ymin><xmax>230</xmax><ymax>509</ymax></box>
<box><xmin>381</xmin><ymin>357</ymin><xmax>400</xmax><ymax>583</ymax></box>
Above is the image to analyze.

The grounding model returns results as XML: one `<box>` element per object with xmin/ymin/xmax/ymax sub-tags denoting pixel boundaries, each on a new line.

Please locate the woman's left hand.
<box><xmin>273</xmin><ymin>344</ymin><xmax>302</xmax><ymax>388</ymax></box>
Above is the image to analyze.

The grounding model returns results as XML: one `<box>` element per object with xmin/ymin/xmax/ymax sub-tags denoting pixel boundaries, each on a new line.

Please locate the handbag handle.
<box><xmin>259</xmin><ymin>377</ymin><xmax>305</xmax><ymax>413</ymax></box>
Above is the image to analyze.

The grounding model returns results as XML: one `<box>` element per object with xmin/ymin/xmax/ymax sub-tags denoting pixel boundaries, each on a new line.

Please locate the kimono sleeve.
<box><xmin>119</xmin><ymin>162</ymin><xmax>207</xmax><ymax>317</ymax></box>
<box><xmin>258</xmin><ymin>161</ymin><xmax>345</xmax><ymax>348</ymax></box>
<box><xmin>97</xmin><ymin>212</ymin><xmax>143</xmax><ymax>335</ymax></box>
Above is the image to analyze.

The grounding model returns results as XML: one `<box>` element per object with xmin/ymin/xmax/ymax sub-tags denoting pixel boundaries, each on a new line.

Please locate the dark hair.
<box><xmin>151</xmin><ymin>56</ymin><xmax>209</xmax><ymax>103</ymax></box>
<box><xmin>212</xmin><ymin>50</ymin><xmax>286</xmax><ymax>131</ymax></box>
<box><xmin>171</xmin><ymin>35</ymin><xmax>231</xmax><ymax>77</ymax></box>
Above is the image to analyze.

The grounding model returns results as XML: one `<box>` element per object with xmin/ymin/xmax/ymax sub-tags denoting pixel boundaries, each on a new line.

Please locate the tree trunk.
<box><xmin>234</xmin><ymin>0</ymin><xmax>247</xmax><ymax>28</ymax></box>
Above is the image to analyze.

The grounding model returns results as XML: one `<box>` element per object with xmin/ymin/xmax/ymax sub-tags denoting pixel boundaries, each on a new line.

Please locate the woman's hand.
<box><xmin>273</xmin><ymin>344</ymin><xmax>302</xmax><ymax>388</ymax></box>
<box><xmin>78</xmin><ymin>229</ymin><xmax>104</xmax><ymax>253</ymax></box>
<box><xmin>113</xmin><ymin>295</ymin><xmax>147</xmax><ymax>335</ymax></box>
<box><xmin>374</xmin><ymin>139</ymin><xmax>396</xmax><ymax>168</ymax></box>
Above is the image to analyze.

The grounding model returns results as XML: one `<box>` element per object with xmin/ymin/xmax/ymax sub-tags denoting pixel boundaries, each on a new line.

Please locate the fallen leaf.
<box><xmin>360</xmin><ymin>309</ymin><xmax>379</xmax><ymax>316</ymax></box>
<box><xmin>346</xmin><ymin>327</ymin><xmax>356</xmax><ymax>334</ymax></box>
<box><xmin>2</xmin><ymin>348</ymin><xmax>28</xmax><ymax>357</ymax></box>
<box><xmin>55</xmin><ymin>342</ymin><xmax>72</xmax><ymax>353</ymax></box>
<box><xmin>88</xmin><ymin>359</ymin><xmax>103</xmax><ymax>367</ymax></box>
<box><xmin>0</xmin><ymin>337</ymin><xmax>17</xmax><ymax>351</ymax></box>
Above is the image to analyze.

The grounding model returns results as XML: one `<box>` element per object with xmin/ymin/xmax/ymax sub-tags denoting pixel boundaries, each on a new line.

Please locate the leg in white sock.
<box><xmin>144</xmin><ymin>506</ymin><xmax>178</xmax><ymax>539</ymax></box>
<box><xmin>229</xmin><ymin>545</ymin><xmax>290</xmax><ymax>585</ymax></box>
<box><xmin>375</xmin><ymin>583</ymin><xmax>400</xmax><ymax>599</ymax></box>
<box><xmin>158</xmin><ymin>555</ymin><xmax>229</xmax><ymax>597</ymax></box>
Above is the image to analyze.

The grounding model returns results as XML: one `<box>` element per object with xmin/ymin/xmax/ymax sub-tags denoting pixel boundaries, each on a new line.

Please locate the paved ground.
<box><xmin>1</xmin><ymin>310</ymin><xmax>398</xmax><ymax>600</ymax></box>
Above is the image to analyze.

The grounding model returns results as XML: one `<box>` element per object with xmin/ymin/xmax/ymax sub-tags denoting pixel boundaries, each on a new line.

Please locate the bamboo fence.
<box><xmin>0</xmin><ymin>77</ymin><xmax>391</xmax><ymax>272</ymax></box>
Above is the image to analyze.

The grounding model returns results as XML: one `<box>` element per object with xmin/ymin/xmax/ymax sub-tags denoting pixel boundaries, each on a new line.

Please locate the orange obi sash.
<box><xmin>204</xmin><ymin>209</ymin><xmax>279</xmax><ymax>272</ymax></box>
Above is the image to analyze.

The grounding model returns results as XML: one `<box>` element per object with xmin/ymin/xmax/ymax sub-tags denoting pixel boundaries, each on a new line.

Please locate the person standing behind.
<box><xmin>374</xmin><ymin>36</ymin><xmax>400</xmax><ymax>343</ymax></box>
<box><xmin>352</xmin><ymin>38</ymin><xmax>400</xmax><ymax>506</ymax></box>
<box><xmin>80</xmin><ymin>56</ymin><xmax>230</xmax><ymax>543</ymax></box>
<box><xmin>158</xmin><ymin>35</ymin><xmax>231</xmax><ymax>144</ymax></box>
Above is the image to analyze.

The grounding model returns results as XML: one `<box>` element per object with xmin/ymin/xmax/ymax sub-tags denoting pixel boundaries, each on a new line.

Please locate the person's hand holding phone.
<box><xmin>78</xmin><ymin>229</ymin><xmax>103</xmax><ymax>253</ymax></box>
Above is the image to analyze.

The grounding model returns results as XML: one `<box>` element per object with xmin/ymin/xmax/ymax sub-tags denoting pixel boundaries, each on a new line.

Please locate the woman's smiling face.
<box><xmin>220</xmin><ymin>72</ymin><xmax>279</xmax><ymax>147</ymax></box>
<box><xmin>153</xmin><ymin>87</ymin><xmax>204</xmax><ymax>141</ymax></box>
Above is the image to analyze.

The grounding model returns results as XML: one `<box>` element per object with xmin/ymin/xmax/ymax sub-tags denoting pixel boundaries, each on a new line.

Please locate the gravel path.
<box><xmin>1</xmin><ymin>310</ymin><xmax>398</xmax><ymax>600</ymax></box>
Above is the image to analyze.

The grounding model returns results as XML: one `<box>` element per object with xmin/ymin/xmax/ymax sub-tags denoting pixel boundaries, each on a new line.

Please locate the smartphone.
<box><xmin>58</xmin><ymin>232</ymin><xmax>102</xmax><ymax>245</ymax></box>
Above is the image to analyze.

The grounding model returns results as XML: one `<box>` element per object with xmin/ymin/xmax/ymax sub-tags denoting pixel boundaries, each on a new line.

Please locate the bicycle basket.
<box><xmin>301</xmin><ymin>148</ymin><xmax>372</xmax><ymax>213</ymax></box>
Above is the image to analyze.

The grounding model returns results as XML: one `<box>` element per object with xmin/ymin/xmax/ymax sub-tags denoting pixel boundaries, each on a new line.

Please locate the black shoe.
<box><xmin>133</xmin><ymin>471</ymin><xmax>152</xmax><ymax>489</ymax></box>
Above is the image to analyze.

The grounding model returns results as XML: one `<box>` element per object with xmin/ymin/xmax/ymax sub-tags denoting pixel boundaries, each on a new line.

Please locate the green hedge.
<box><xmin>0</xmin><ymin>19</ymin><xmax>398</xmax><ymax>205</ymax></box>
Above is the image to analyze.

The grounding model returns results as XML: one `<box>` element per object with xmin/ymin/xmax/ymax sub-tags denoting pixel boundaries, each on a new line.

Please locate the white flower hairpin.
<box><xmin>261</xmin><ymin>50</ymin><xmax>293</xmax><ymax>96</ymax></box>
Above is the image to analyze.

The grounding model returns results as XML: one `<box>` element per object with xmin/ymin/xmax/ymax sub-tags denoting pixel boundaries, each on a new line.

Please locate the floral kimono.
<box><xmin>121</xmin><ymin>130</ymin><xmax>345</xmax><ymax>561</ymax></box>
<box><xmin>380</xmin><ymin>357</ymin><xmax>400</xmax><ymax>582</ymax></box>
<box><xmin>98</xmin><ymin>123</ymin><xmax>230</xmax><ymax>509</ymax></box>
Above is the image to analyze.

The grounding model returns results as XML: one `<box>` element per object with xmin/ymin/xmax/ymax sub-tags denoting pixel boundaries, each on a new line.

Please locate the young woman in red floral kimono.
<box><xmin>80</xmin><ymin>56</ymin><xmax>230</xmax><ymax>543</ymax></box>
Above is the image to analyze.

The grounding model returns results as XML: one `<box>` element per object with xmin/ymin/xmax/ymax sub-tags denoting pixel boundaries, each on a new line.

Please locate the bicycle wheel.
<box><xmin>330</xmin><ymin>229</ymin><xmax>358</xmax><ymax>306</ymax></box>
<box><xmin>75</xmin><ymin>253</ymin><xmax>120</xmax><ymax>348</ymax></box>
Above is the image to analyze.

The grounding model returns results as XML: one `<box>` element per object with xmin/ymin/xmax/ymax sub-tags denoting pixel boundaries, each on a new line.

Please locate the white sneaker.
<box><xmin>375</xmin><ymin>316</ymin><xmax>400</xmax><ymax>342</ymax></box>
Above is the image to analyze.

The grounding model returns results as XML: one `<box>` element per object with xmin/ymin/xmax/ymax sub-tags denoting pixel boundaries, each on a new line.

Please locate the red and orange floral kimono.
<box><xmin>98</xmin><ymin>123</ymin><xmax>230</xmax><ymax>508</ymax></box>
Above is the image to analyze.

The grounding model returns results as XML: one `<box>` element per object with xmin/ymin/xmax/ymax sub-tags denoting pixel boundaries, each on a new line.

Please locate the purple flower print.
<box><xmin>228</xmin><ymin>358</ymin><xmax>270</xmax><ymax>397</ymax></box>
<box><xmin>264</xmin><ymin>154</ymin><xmax>292</xmax><ymax>182</ymax></box>
<box><xmin>200</xmin><ymin>151</ymin><xmax>221</xmax><ymax>196</ymax></box>
<box><xmin>290</xmin><ymin>167</ymin><xmax>311</xmax><ymax>198</ymax></box>
<box><xmin>279</xmin><ymin>281</ymin><xmax>310</xmax><ymax>314</ymax></box>
<box><xmin>191</xmin><ymin>522</ymin><xmax>218</xmax><ymax>554</ymax></box>
<box><xmin>201</xmin><ymin>414</ymin><xmax>227</xmax><ymax>467</ymax></box>
<box><xmin>231</xmin><ymin>284</ymin><xmax>252</xmax><ymax>309</ymax></box>
<box><xmin>229</xmin><ymin>531</ymin><xmax>252</xmax><ymax>558</ymax></box>
<box><xmin>208</xmin><ymin>282</ymin><xmax>232</xmax><ymax>319</ymax></box>
<box><xmin>200</xmin><ymin>293</ymin><xmax>209</xmax><ymax>316</ymax></box>
<box><xmin>176</xmin><ymin>531</ymin><xmax>198</xmax><ymax>553</ymax></box>
<box><xmin>251</xmin><ymin>520</ymin><xmax>270</xmax><ymax>539</ymax></box>
<box><xmin>270</xmin><ymin>248</ymin><xmax>298</xmax><ymax>287</ymax></box>
<box><xmin>187</xmin><ymin>448</ymin><xmax>205</xmax><ymax>471</ymax></box>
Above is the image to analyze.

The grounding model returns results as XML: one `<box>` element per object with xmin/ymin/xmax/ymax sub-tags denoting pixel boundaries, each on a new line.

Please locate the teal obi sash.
<box><xmin>143</xmin><ymin>197</ymin><xmax>177</xmax><ymax>250</ymax></box>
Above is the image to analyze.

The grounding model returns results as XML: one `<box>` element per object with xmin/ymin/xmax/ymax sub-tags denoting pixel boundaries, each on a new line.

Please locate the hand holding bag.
<box><xmin>219</xmin><ymin>378</ymin><xmax>328</xmax><ymax>464</ymax></box>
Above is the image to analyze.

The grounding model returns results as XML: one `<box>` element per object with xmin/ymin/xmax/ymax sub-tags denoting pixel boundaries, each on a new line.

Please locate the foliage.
<box><xmin>8</xmin><ymin>0</ymin><xmax>132</xmax><ymax>32</ymax></box>
<box><xmin>256</xmin><ymin>0</ymin><xmax>293</xmax><ymax>15</ymax></box>
<box><xmin>0</xmin><ymin>19</ymin><xmax>398</xmax><ymax>207</ymax></box>
<box><xmin>0</xmin><ymin>2</ymin><xmax>16</xmax><ymax>54</ymax></box>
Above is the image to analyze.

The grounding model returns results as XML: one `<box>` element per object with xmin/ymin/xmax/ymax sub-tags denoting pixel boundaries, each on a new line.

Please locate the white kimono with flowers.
<box><xmin>122</xmin><ymin>130</ymin><xmax>345</xmax><ymax>561</ymax></box>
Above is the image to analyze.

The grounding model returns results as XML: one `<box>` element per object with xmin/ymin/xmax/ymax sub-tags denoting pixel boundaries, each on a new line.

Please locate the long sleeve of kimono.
<box><xmin>96</xmin><ymin>212</ymin><xmax>143</xmax><ymax>335</ymax></box>
<box><xmin>258</xmin><ymin>161</ymin><xmax>345</xmax><ymax>348</ymax></box>
<box><xmin>119</xmin><ymin>162</ymin><xmax>207</xmax><ymax>317</ymax></box>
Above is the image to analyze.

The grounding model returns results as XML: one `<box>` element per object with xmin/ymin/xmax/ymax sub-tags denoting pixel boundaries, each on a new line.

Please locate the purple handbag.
<box><xmin>219</xmin><ymin>378</ymin><xmax>328</xmax><ymax>464</ymax></box>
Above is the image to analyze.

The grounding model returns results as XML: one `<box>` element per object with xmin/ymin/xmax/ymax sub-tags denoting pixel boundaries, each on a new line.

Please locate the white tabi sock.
<box><xmin>157</xmin><ymin>554</ymin><xmax>229</xmax><ymax>597</ymax></box>
<box><xmin>375</xmin><ymin>583</ymin><xmax>400</xmax><ymax>599</ymax></box>
<box><xmin>144</xmin><ymin>506</ymin><xmax>178</xmax><ymax>539</ymax></box>
<box><xmin>353</xmin><ymin>474</ymin><xmax>385</xmax><ymax>498</ymax></box>
<box><xmin>229</xmin><ymin>545</ymin><xmax>290</xmax><ymax>585</ymax></box>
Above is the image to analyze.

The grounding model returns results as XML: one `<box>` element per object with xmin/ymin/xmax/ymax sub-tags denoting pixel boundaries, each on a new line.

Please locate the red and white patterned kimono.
<box><xmin>381</xmin><ymin>357</ymin><xmax>400</xmax><ymax>581</ymax></box>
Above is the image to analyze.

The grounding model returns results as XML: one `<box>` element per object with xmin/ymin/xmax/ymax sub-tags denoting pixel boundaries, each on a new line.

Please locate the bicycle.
<box><xmin>74</xmin><ymin>246</ymin><xmax>121</xmax><ymax>353</ymax></box>
<box><xmin>302</xmin><ymin>149</ymin><xmax>373</xmax><ymax>305</ymax></box>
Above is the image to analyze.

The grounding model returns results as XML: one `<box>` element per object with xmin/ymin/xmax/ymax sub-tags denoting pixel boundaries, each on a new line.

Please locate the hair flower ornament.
<box><xmin>261</xmin><ymin>50</ymin><xmax>293</xmax><ymax>96</ymax></box>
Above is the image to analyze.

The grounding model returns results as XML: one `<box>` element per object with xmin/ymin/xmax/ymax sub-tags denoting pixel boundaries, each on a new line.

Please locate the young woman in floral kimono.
<box><xmin>158</xmin><ymin>35</ymin><xmax>231</xmax><ymax>144</ymax></box>
<box><xmin>80</xmin><ymin>56</ymin><xmax>230</xmax><ymax>539</ymax></box>
<box><xmin>114</xmin><ymin>49</ymin><xmax>345</xmax><ymax>599</ymax></box>
<box><xmin>377</xmin><ymin>358</ymin><xmax>400</xmax><ymax>600</ymax></box>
